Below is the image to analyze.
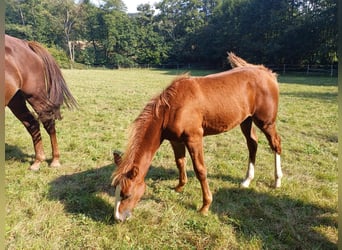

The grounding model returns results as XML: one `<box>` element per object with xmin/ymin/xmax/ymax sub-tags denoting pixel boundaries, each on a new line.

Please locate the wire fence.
<box><xmin>269</xmin><ymin>64</ymin><xmax>338</xmax><ymax>77</ymax></box>
<box><xmin>122</xmin><ymin>63</ymin><xmax>338</xmax><ymax>77</ymax></box>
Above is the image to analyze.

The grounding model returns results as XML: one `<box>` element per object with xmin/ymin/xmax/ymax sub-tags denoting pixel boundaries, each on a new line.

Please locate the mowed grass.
<box><xmin>5</xmin><ymin>69</ymin><xmax>337</xmax><ymax>249</ymax></box>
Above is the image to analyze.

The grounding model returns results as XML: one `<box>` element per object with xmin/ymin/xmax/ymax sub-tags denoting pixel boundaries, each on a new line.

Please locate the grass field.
<box><xmin>5</xmin><ymin>69</ymin><xmax>338</xmax><ymax>249</ymax></box>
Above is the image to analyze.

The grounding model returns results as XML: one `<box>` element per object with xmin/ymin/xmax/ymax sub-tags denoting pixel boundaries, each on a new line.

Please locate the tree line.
<box><xmin>5</xmin><ymin>0</ymin><xmax>337</xmax><ymax>69</ymax></box>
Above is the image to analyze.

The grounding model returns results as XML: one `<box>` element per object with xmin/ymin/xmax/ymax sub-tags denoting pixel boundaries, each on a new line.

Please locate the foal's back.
<box><xmin>164</xmin><ymin>66</ymin><xmax>279</xmax><ymax>137</ymax></box>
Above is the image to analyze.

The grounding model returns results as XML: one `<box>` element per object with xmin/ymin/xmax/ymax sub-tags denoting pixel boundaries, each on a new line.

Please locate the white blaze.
<box><xmin>114</xmin><ymin>184</ymin><xmax>132</xmax><ymax>221</ymax></box>
<box><xmin>114</xmin><ymin>185</ymin><xmax>123</xmax><ymax>221</ymax></box>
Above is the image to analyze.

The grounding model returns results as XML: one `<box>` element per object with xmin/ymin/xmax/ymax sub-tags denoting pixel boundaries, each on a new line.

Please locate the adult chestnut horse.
<box><xmin>112</xmin><ymin>53</ymin><xmax>282</xmax><ymax>221</ymax></box>
<box><xmin>5</xmin><ymin>34</ymin><xmax>77</xmax><ymax>170</ymax></box>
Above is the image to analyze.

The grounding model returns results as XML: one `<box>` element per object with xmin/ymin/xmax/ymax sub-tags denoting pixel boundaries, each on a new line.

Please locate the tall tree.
<box><xmin>5</xmin><ymin>0</ymin><xmax>337</xmax><ymax>67</ymax></box>
<box><xmin>155</xmin><ymin>0</ymin><xmax>219</xmax><ymax>63</ymax></box>
<box><xmin>134</xmin><ymin>4</ymin><xmax>169</xmax><ymax>64</ymax></box>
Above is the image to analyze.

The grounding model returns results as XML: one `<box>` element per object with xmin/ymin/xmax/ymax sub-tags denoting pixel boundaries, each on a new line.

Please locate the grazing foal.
<box><xmin>112</xmin><ymin>53</ymin><xmax>282</xmax><ymax>221</ymax></box>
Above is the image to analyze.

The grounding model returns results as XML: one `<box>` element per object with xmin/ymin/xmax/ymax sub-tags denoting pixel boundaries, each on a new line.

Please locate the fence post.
<box><xmin>283</xmin><ymin>64</ymin><xmax>286</xmax><ymax>74</ymax></box>
<box><xmin>306</xmin><ymin>65</ymin><xmax>310</xmax><ymax>75</ymax></box>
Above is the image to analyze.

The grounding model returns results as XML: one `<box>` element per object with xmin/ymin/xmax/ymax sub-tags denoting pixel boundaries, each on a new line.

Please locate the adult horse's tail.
<box><xmin>28</xmin><ymin>41</ymin><xmax>78</xmax><ymax>120</ymax></box>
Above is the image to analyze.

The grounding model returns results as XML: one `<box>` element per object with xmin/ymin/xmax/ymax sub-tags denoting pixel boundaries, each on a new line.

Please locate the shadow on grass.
<box><xmin>145</xmin><ymin>166</ymin><xmax>337</xmax><ymax>248</ymax></box>
<box><xmin>47</xmin><ymin>161</ymin><xmax>182</xmax><ymax>225</ymax></box>
<box><xmin>5</xmin><ymin>143</ymin><xmax>33</xmax><ymax>163</ymax></box>
<box><xmin>46</xmin><ymin>156</ymin><xmax>245</xmax><ymax>224</ymax></box>
<box><xmin>48</xmin><ymin>161</ymin><xmax>337</xmax><ymax>248</ymax></box>
<box><xmin>5</xmin><ymin>143</ymin><xmax>69</xmax><ymax>167</ymax></box>
<box><xmin>211</xmin><ymin>187</ymin><xmax>337</xmax><ymax>249</ymax></box>
<box><xmin>48</xmin><ymin>164</ymin><xmax>116</xmax><ymax>224</ymax></box>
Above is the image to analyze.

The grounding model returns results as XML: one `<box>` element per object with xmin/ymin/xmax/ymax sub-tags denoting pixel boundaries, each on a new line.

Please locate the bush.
<box><xmin>46</xmin><ymin>46</ymin><xmax>70</xmax><ymax>69</ymax></box>
<box><xmin>110</xmin><ymin>53</ymin><xmax>136</xmax><ymax>68</ymax></box>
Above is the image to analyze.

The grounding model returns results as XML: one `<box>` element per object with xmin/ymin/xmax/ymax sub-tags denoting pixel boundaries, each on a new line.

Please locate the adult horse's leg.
<box><xmin>42</xmin><ymin>119</ymin><xmax>61</xmax><ymax>168</ymax></box>
<box><xmin>240</xmin><ymin>117</ymin><xmax>258</xmax><ymax>188</ymax></box>
<box><xmin>256</xmin><ymin>121</ymin><xmax>282</xmax><ymax>188</ymax></box>
<box><xmin>170</xmin><ymin>141</ymin><xmax>187</xmax><ymax>192</ymax></box>
<box><xmin>7</xmin><ymin>92</ymin><xmax>45</xmax><ymax>170</ymax></box>
<box><xmin>185</xmin><ymin>136</ymin><xmax>212</xmax><ymax>215</ymax></box>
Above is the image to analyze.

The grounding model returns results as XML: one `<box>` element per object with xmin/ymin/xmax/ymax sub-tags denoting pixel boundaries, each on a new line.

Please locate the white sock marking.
<box><xmin>275</xmin><ymin>153</ymin><xmax>282</xmax><ymax>188</ymax></box>
<box><xmin>241</xmin><ymin>161</ymin><xmax>255</xmax><ymax>188</ymax></box>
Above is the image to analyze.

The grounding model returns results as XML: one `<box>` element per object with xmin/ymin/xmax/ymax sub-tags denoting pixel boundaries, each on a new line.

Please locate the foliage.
<box><xmin>46</xmin><ymin>46</ymin><xmax>71</xmax><ymax>69</ymax></box>
<box><xmin>5</xmin><ymin>69</ymin><xmax>338</xmax><ymax>249</ymax></box>
<box><xmin>5</xmin><ymin>0</ymin><xmax>338</xmax><ymax>66</ymax></box>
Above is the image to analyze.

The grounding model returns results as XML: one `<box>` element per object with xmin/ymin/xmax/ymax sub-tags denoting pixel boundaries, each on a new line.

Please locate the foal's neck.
<box><xmin>132</xmin><ymin>117</ymin><xmax>163</xmax><ymax>178</ymax></box>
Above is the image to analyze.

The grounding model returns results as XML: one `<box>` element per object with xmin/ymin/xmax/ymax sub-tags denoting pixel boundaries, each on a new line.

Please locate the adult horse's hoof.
<box><xmin>175</xmin><ymin>184</ymin><xmax>185</xmax><ymax>193</ymax></box>
<box><xmin>199</xmin><ymin>206</ymin><xmax>210</xmax><ymax>216</ymax></box>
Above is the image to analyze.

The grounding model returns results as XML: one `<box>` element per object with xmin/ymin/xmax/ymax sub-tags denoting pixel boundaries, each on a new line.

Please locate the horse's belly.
<box><xmin>202</xmin><ymin>120</ymin><xmax>237</xmax><ymax>135</ymax></box>
<box><xmin>202</xmin><ymin>112</ymin><xmax>250</xmax><ymax>136</ymax></box>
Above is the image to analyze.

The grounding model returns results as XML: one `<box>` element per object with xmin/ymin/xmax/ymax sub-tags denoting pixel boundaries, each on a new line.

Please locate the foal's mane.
<box><xmin>112</xmin><ymin>74</ymin><xmax>190</xmax><ymax>186</ymax></box>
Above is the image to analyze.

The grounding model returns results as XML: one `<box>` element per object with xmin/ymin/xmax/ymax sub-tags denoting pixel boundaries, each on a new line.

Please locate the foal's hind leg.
<box><xmin>240</xmin><ymin>117</ymin><xmax>258</xmax><ymax>188</ymax></box>
<box><xmin>7</xmin><ymin>92</ymin><xmax>45</xmax><ymax>170</ymax></box>
<box><xmin>256</xmin><ymin>121</ymin><xmax>282</xmax><ymax>188</ymax></box>
<box><xmin>170</xmin><ymin>141</ymin><xmax>187</xmax><ymax>192</ymax></box>
<box><xmin>42</xmin><ymin>119</ymin><xmax>61</xmax><ymax>168</ymax></box>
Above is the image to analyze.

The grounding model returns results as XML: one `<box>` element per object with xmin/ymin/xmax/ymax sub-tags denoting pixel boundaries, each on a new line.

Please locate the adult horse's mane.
<box><xmin>112</xmin><ymin>74</ymin><xmax>190</xmax><ymax>185</ymax></box>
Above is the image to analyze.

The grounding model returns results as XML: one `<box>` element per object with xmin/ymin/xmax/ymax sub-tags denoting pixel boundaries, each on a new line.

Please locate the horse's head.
<box><xmin>113</xmin><ymin>152</ymin><xmax>146</xmax><ymax>222</ymax></box>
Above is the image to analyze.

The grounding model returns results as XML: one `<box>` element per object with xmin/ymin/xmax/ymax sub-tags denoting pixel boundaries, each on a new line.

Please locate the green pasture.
<box><xmin>5</xmin><ymin>69</ymin><xmax>337</xmax><ymax>249</ymax></box>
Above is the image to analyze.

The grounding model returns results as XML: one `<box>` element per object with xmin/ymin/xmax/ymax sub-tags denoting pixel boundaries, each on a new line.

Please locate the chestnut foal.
<box><xmin>112</xmin><ymin>53</ymin><xmax>282</xmax><ymax>221</ymax></box>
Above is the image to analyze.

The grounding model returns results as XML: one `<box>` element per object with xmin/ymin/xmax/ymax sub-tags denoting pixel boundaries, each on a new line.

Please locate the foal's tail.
<box><xmin>227</xmin><ymin>52</ymin><xmax>277</xmax><ymax>77</ymax></box>
<box><xmin>227</xmin><ymin>52</ymin><xmax>252</xmax><ymax>68</ymax></box>
<box><xmin>28</xmin><ymin>41</ymin><xmax>78</xmax><ymax>120</ymax></box>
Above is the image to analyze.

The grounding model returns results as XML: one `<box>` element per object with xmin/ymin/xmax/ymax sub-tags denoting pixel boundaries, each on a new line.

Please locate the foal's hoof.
<box><xmin>50</xmin><ymin>160</ymin><xmax>61</xmax><ymax>168</ymax></box>
<box><xmin>29</xmin><ymin>162</ymin><xmax>41</xmax><ymax>171</ymax></box>
<box><xmin>274</xmin><ymin>179</ymin><xmax>281</xmax><ymax>188</ymax></box>
<box><xmin>240</xmin><ymin>180</ymin><xmax>251</xmax><ymax>188</ymax></box>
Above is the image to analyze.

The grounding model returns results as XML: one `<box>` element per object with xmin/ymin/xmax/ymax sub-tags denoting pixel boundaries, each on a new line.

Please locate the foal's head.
<box><xmin>112</xmin><ymin>152</ymin><xmax>146</xmax><ymax>222</ymax></box>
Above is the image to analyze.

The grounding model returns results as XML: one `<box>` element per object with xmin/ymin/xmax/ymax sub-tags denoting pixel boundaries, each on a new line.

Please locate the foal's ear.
<box><xmin>127</xmin><ymin>166</ymin><xmax>139</xmax><ymax>180</ymax></box>
<box><xmin>113</xmin><ymin>151</ymin><xmax>122</xmax><ymax>165</ymax></box>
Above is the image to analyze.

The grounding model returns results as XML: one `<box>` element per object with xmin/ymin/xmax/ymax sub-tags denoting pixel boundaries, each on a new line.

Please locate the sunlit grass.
<box><xmin>5</xmin><ymin>69</ymin><xmax>337</xmax><ymax>249</ymax></box>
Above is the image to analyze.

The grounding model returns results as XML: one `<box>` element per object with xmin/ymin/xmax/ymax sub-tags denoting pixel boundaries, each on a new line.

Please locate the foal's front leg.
<box><xmin>170</xmin><ymin>141</ymin><xmax>187</xmax><ymax>192</ymax></box>
<box><xmin>186</xmin><ymin>138</ymin><xmax>212</xmax><ymax>215</ymax></box>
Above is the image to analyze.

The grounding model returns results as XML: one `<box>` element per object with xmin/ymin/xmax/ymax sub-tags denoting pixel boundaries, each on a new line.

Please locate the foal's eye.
<box><xmin>120</xmin><ymin>192</ymin><xmax>131</xmax><ymax>200</ymax></box>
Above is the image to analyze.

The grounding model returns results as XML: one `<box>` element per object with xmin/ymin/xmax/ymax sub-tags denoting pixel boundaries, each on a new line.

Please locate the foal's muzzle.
<box><xmin>114</xmin><ymin>184</ymin><xmax>132</xmax><ymax>222</ymax></box>
<box><xmin>114</xmin><ymin>205</ymin><xmax>132</xmax><ymax>222</ymax></box>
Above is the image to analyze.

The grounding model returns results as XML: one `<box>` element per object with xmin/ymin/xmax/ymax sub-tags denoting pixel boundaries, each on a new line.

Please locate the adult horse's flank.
<box><xmin>112</xmin><ymin>53</ymin><xmax>282</xmax><ymax>221</ymax></box>
<box><xmin>5</xmin><ymin>34</ymin><xmax>77</xmax><ymax>170</ymax></box>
